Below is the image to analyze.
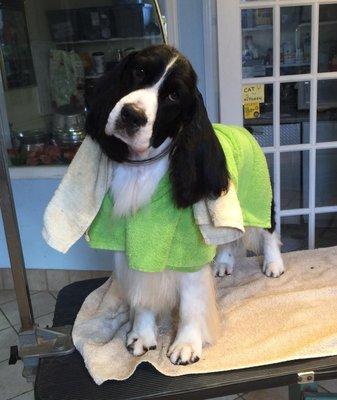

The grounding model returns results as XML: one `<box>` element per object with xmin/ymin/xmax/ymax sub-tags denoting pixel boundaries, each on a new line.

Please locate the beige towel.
<box><xmin>73</xmin><ymin>246</ymin><xmax>337</xmax><ymax>385</ymax></box>
<box><xmin>43</xmin><ymin>136</ymin><xmax>244</xmax><ymax>253</ymax></box>
<box><xmin>43</xmin><ymin>136</ymin><xmax>113</xmax><ymax>253</ymax></box>
<box><xmin>194</xmin><ymin>182</ymin><xmax>244</xmax><ymax>245</ymax></box>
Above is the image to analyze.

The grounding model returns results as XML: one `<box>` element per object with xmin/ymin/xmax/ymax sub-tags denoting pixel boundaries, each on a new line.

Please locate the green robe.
<box><xmin>88</xmin><ymin>124</ymin><xmax>272</xmax><ymax>273</ymax></box>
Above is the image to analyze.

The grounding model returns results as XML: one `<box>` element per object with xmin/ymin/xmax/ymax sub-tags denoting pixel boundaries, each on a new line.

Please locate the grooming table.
<box><xmin>35</xmin><ymin>278</ymin><xmax>337</xmax><ymax>400</ymax></box>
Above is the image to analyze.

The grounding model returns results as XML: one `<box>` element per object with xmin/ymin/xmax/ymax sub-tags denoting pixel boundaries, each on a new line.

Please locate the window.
<box><xmin>219</xmin><ymin>0</ymin><xmax>337</xmax><ymax>251</ymax></box>
<box><xmin>0</xmin><ymin>0</ymin><xmax>164</xmax><ymax>167</ymax></box>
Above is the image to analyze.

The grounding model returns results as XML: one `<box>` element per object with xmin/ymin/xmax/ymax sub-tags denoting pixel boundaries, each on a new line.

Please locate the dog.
<box><xmin>85</xmin><ymin>44</ymin><xmax>284</xmax><ymax>365</ymax></box>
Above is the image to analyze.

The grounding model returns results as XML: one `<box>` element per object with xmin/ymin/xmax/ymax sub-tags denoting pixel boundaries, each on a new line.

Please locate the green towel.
<box><xmin>88</xmin><ymin>124</ymin><xmax>272</xmax><ymax>273</ymax></box>
<box><xmin>213</xmin><ymin>124</ymin><xmax>272</xmax><ymax>228</ymax></box>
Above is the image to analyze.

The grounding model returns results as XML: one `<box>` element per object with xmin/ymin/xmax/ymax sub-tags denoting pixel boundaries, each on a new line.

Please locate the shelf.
<box><xmin>242</xmin><ymin>26</ymin><xmax>272</xmax><ymax>32</ymax></box>
<box><xmin>298</xmin><ymin>20</ymin><xmax>337</xmax><ymax>28</ymax></box>
<box><xmin>56</xmin><ymin>35</ymin><xmax>161</xmax><ymax>45</ymax></box>
<box><xmin>9</xmin><ymin>165</ymin><xmax>68</xmax><ymax>180</ymax></box>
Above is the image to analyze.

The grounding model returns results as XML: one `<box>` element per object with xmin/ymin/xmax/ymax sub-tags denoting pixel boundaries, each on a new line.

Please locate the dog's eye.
<box><xmin>133</xmin><ymin>68</ymin><xmax>145</xmax><ymax>80</ymax></box>
<box><xmin>168</xmin><ymin>92</ymin><xmax>179</xmax><ymax>102</ymax></box>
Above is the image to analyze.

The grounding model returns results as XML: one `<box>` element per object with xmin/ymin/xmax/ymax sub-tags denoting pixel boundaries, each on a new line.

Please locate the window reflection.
<box><xmin>316</xmin><ymin>80</ymin><xmax>337</xmax><ymax>142</ymax></box>
<box><xmin>241</xmin><ymin>8</ymin><xmax>273</xmax><ymax>78</ymax></box>
<box><xmin>280</xmin><ymin>82</ymin><xmax>310</xmax><ymax>145</ymax></box>
<box><xmin>315</xmin><ymin>213</ymin><xmax>337</xmax><ymax>248</ymax></box>
<box><xmin>316</xmin><ymin>149</ymin><xmax>337</xmax><ymax>207</ymax></box>
<box><xmin>281</xmin><ymin>151</ymin><xmax>309</xmax><ymax>210</ymax></box>
<box><xmin>281</xmin><ymin>215</ymin><xmax>309</xmax><ymax>252</ymax></box>
<box><xmin>2</xmin><ymin>0</ymin><xmax>163</xmax><ymax>166</ymax></box>
<box><xmin>318</xmin><ymin>4</ymin><xmax>337</xmax><ymax>73</ymax></box>
<box><xmin>280</xmin><ymin>6</ymin><xmax>311</xmax><ymax>75</ymax></box>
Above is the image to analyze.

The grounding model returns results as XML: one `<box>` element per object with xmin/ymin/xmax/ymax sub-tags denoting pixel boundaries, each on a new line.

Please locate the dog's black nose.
<box><xmin>120</xmin><ymin>104</ymin><xmax>147</xmax><ymax>128</ymax></box>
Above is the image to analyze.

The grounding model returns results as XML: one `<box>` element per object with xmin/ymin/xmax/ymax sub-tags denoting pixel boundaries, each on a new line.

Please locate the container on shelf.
<box><xmin>78</xmin><ymin>8</ymin><xmax>102</xmax><ymax>40</ymax></box>
<box><xmin>15</xmin><ymin>129</ymin><xmax>50</xmax><ymax>153</ymax></box>
<box><xmin>113</xmin><ymin>4</ymin><xmax>148</xmax><ymax>37</ymax></box>
<box><xmin>46</xmin><ymin>9</ymin><xmax>80</xmax><ymax>42</ymax></box>
<box><xmin>52</xmin><ymin>105</ymin><xmax>86</xmax><ymax>146</ymax></box>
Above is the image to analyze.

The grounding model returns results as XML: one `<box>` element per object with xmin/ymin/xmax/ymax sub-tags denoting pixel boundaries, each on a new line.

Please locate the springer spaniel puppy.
<box><xmin>86</xmin><ymin>44</ymin><xmax>284</xmax><ymax>365</ymax></box>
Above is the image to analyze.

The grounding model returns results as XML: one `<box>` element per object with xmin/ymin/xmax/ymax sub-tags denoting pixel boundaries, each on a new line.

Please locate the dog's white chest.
<box><xmin>110</xmin><ymin>155</ymin><xmax>169</xmax><ymax>217</ymax></box>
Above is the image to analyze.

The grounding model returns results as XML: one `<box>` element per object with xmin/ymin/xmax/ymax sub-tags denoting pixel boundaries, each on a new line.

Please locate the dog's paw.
<box><xmin>213</xmin><ymin>261</ymin><xmax>234</xmax><ymax>277</ymax></box>
<box><xmin>263</xmin><ymin>260</ymin><xmax>284</xmax><ymax>278</ymax></box>
<box><xmin>167</xmin><ymin>341</ymin><xmax>202</xmax><ymax>365</ymax></box>
<box><xmin>126</xmin><ymin>330</ymin><xmax>157</xmax><ymax>357</ymax></box>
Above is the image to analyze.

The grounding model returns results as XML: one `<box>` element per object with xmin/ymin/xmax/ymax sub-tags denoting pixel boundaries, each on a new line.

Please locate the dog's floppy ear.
<box><xmin>85</xmin><ymin>52</ymin><xmax>137</xmax><ymax>162</ymax></box>
<box><xmin>170</xmin><ymin>90</ymin><xmax>229</xmax><ymax>208</ymax></box>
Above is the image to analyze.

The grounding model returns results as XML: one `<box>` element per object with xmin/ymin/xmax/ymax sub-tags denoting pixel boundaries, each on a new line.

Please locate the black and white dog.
<box><xmin>86</xmin><ymin>45</ymin><xmax>284</xmax><ymax>365</ymax></box>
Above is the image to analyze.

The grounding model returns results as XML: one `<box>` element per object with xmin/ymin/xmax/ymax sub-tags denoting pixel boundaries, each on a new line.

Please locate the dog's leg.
<box><xmin>213</xmin><ymin>242</ymin><xmax>236</xmax><ymax>277</ymax></box>
<box><xmin>167</xmin><ymin>265</ymin><xmax>219</xmax><ymax>365</ymax></box>
<box><xmin>126</xmin><ymin>307</ymin><xmax>157</xmax><ymax>356</ymax></box>
<box><xmin>213</xmin><ymin>239</ymin><xmax>246</xmax><ymax>277</ymax></box>
<box><xmin>262</xmin><ymin>230</ymin><xmax>284</xmax><ymax>278</ymax></box>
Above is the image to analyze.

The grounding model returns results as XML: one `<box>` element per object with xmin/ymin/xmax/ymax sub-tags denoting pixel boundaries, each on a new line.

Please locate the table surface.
<box><xmin>35</xmin><ymin>278</ymin><xmax>337</xmax><ymax>400</ymax></box>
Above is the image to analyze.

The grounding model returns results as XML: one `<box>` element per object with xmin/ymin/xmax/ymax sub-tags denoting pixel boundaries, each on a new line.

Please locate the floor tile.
<box><xmin>69</xmin><ymin>270</ymin><xmax>92</xmax><ymax>283</ymax></box>
<box><xmin>49</xmin><ymin>291</ymin><xmax>59</xmax><ymax>300</ymax></box>
<box><xmin>14</xmin><ymin>312</ymin><xmax>54</xmax><ymax>333</ymax></box>
<box><xmin>91</xmin><ymin>270</ymin><xmax>111</xmax><ymax>279</ymax></box>
<box><xmin>244</xmin><ymin>386</ymin><xmax>288</xmax><ymax>400</ymax></box>
<box><xmin>0</xmin><ymin>360</ymin><xmax>33</xmax><ymax>399</ymax></box>
<box><xmin>1</xmin><ymin>292</ymin><xmax>55</xmax><ymax>326</ymax></box>
<box><xmin>35</xmin><ymin>313</ymin><xmax>54</xmax><ymax>328</ymax></box>
<box><xmin>0</xmin><ymin>327</ymin><xmax>17</xmax><ymax>363</ymax></box>
<box><xmin>0</xmin><ymin>290</ymin><xmax>17</xmax><ymax>305</ymax></box>
<box><xmin>0</xmin><ymin>310</ymin><xmax>10</xmax><ymax>330</ymax></box>
<box><xmin>11</xmin><ymin>390</ymin><xmax>34</xmax><ymax>399</ymax></box>
<box><xmin>1</xmin><ymin>270</ymin><xmax>14</xmax><ymax>290</ymax></box>
<box><xmin>46</xmin><ymin>270</ymin><xmax>69</xmax><ymax>292</ymax></box>
<box><xmin>319</xmin><ymin>379</ymin><xmax>337</xmax><ymax>393</ymax></box>
<box><xmin>27</xmin><ymin>269</ymin><xmax>47</xmax><ymax>291</ymax></box>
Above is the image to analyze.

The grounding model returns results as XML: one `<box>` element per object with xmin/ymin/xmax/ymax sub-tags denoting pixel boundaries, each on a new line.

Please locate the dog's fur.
<box><xmin>86</xmin><ymin>44</ymin><xmax>284</xmax><ymax>365</ymax></box>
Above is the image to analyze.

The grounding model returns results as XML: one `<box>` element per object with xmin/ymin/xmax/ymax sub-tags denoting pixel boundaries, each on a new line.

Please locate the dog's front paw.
<box><xmin>213</xmin><ymin>261</ymin><xmax>234</xmax><ymax>277</ymax></box>
<box><xmin>126</xmin><ymin>330</ymin><xmax>157</xmax><ymax>357</ymax></box>
<box><xmin>263</xmin><ymin>259</ymin><xmax>284</xmax><ymax>278</ymax></box>
<box><xmin>167</xmin><ymin>340</ymin><xmax>202</xmax><ymax>365</ymax></box>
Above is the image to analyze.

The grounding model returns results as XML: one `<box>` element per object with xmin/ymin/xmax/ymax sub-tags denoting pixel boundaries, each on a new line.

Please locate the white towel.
<box><xmin>73</xmin><ymin>246</ymin><xmax>337</xmax><ymax>384</ymax></box>
<box><xmin>42</xmin><ymin>137</ymin><xmax>244</xmax><ymax>252</ymax></box>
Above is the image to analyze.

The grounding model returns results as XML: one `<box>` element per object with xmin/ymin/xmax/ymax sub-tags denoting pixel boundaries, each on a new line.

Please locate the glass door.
<box><xmin>218</xmin><ymin>0</ymin><xmax>337</xmax><ymax>251</ymax></box>
<box><xmin>0</xmin><ymin>0</ymin><xmax>165</xmax><ymax>170</ymax></box>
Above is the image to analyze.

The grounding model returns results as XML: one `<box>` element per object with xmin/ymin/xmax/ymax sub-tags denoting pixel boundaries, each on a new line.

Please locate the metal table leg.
<box><xmin>1</xmin><ymin>101</ymin><xmax>75</xmax><ymax>383</ymax></box>
<box><xmin>0</xmin><ymin>109</ymin><xmax>34</xmax><ymax>331</ymax></box>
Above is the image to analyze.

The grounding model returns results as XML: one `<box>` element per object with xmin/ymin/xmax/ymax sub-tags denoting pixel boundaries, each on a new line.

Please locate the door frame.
<box><xmin>164</xmin><ymin>0</ymin><xmax>219</xmax><ymax>121</ymax></box>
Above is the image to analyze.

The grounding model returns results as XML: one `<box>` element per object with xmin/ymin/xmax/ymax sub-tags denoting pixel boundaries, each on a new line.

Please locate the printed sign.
<box><xmin>242</xmin><ymin>84</ymin><xmax>265</xmax><ymax>104</ymax></box>
<box><xmin>244</xmin><ymin>102</ymin><xmax>260</xmax><ymax>119</ymax></box>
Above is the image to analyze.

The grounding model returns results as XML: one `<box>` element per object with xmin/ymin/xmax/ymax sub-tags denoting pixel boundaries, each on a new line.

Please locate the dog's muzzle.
<box><xmin>116</xmin><ymin>103</ymin><xmax>148</xmax><ymax>135</ymax></box>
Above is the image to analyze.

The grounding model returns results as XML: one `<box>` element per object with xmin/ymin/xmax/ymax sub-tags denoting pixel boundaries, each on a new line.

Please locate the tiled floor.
<box><xmin>0</xmin><ymin>289</ymin><xmax>336</xmax><ymax>400</ymax></box>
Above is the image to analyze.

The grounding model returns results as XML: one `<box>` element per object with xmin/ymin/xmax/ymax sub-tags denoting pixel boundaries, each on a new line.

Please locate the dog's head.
<box><xmin>86</xmin><ymin>44</ymin><xmax>229</xmax><ymax>208</ymax></box>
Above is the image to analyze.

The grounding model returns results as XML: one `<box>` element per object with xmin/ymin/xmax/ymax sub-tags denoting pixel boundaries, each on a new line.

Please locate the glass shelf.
<box><xmin>56</xmin><ymin>35</ymin><xmax>162</xmax><ymax>46</ymax></box>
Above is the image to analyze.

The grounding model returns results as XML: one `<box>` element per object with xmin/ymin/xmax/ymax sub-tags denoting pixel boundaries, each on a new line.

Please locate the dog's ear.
<box><xmin>85</xmin><ymin>52</ymin><xmax>137</xmax><ymax>162</ymax></box>
<box><xmin>170</xmin><ymin>90</ymin><xmax>229</xmax><ymax>208</ymax></box>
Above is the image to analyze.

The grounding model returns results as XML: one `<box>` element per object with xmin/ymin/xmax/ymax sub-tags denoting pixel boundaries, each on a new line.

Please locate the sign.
<box><xmin>244</xmin><ymin>102</ymin><xmax>260</xmax><ymax>119</ymax></box>
<box><xmin>242</xmin><ymin>84</ymin><xmax>265</xmax><ymax>104</ymax></box>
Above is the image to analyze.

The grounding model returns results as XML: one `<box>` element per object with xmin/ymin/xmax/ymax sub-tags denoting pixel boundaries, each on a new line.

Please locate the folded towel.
<box><xmin>213</xmin><ymin>124</ymin><xmax>272</xmax><ymax>229</ymax></box>
<box><xmin>42</xmin><ymin>136</ymin><xmax>112</xmax><ymax>253</ymax></box>
<box><xmin>194</xmin><ymin>181</ymin><xmax>244</xmax><ymax>245</ymax></box>
<box><xmin>73</xmin><ymin>246</ymin><xmax>337</xmax><ymax>384</ymax></box>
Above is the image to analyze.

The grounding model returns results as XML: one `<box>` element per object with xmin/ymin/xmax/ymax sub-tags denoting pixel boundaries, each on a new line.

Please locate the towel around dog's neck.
<box><xmin>42</xmin><ymin>125</ymin><xmax>271</xmax><ymax>260</ymax></box>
